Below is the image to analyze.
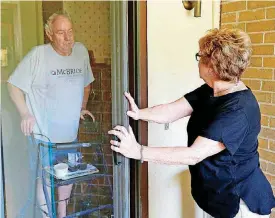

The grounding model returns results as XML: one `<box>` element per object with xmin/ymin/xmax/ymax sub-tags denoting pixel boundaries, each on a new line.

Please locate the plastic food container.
<box><xmin>54</xmin><ymin>163</ymin><xmax>69</xmax><ymax>178</ymax></box>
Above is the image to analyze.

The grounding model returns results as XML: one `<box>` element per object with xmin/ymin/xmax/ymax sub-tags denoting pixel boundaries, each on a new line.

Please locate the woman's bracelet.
<box><xmin>140</xmin><ymin>145</ymin><xmax>144</xmax><ymax>163</ymax></box>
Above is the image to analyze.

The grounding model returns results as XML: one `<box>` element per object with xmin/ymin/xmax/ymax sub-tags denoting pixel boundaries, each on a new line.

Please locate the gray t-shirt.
<box><xmin>8</xmin><ymin>42</ymin><xmax>94</xmax><ymax>143</ymax></box>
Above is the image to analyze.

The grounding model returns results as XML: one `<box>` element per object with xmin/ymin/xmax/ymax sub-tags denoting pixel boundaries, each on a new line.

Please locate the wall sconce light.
<box><xmin>183</xmin><ymin>0</ymin><xmax>201</xmax><ymax>17</ymax></box>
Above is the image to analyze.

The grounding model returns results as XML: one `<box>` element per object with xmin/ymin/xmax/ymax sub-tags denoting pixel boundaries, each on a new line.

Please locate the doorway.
<box><xmin>0</xmin><ymin>1</ymin><xmax>145</xmax><ymax>217</ymax></box>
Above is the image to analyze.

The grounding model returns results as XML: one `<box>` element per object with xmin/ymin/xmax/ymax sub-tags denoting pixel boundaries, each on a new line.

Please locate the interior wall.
<box><xmin>20</xmin><ymin>1</ymin><xmax>44</xmax><ymax>54</ymax></box>
<box><xmin>64</xmin><ymin>1</ymin><xmax>111</xmax><ymax>64</ymax></box>
<box><xmin>147</xmin><ymin>1</ymin><xmax>220</xmax><ymax>218</ymax></box>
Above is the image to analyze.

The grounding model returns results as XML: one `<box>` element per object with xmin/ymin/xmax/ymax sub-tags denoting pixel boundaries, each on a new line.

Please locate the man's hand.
<box><xmin>21</xmin><ymin>113</ymin><xmax>36</xmax><ymax>136</ymax></box>
<box><xmin>124</xmin><ymin>92</ymin><xmax>140</xmax><ymax>120</ymax></box>
<box><xmin>80</xmin><ymin>109</ymin><xmax>95</xmax><ymax>122</ymax></box>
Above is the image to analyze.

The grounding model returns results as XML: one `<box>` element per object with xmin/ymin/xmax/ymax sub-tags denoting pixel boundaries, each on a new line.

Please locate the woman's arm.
<box><xmin>125</xmin><ymin>92</ymin><xmax>193</xmax><ymax>124</ymax></box>
<box><xmin>142</xmin><ymin>136</ymin><xmax>225</xmax><ymax>165</ymax></box>
<box><xmin>108</xmin><ymin>126</ymin><xmax>225</xmax><ymax>165</ymax></box>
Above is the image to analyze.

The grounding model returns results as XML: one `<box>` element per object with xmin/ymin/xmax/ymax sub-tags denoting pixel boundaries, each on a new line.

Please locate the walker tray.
<box><xmin>44</xmin><ymin>164</ymin><xmax>99</xmax><ymax>180</ymax></box>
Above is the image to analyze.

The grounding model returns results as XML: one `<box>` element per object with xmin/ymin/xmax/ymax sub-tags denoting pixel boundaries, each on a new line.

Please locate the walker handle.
<box><xmin>54</xmin><ymin>142</ymin><xmax>92</xmax><ymax>150</ymax></box>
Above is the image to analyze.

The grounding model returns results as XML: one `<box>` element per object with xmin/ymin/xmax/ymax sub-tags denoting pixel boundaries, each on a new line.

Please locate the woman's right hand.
<box><xmin>21</xmin><ymin>113</ymin><xmax>36</xmax><ymax>136</ymax></box>
<box><xmin>124</xmin><ymin>92</ymin><xmax>140</xmax><ymax>120</ymax></box>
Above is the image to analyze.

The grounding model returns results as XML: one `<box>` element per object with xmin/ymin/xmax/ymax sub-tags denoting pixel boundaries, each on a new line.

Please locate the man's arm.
<box><xmin>82</xmin><ymin>84</ymin><xmax>90</xmax><ymax>110</ymax></box>
<box><xmin>80</xmin><ymin>84</ymin><xmax>95</xmax><ymax>121</ymax></box>
<box><xmin>7</xmin><ymin>83</ymin><xmax>35</xmax><ymax>135</ymax></box>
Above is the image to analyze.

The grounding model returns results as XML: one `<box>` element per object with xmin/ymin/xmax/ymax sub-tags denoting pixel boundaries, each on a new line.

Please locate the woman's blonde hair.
<box><xmin>44</xmin><ymin>11</ymin><xmax>72</xmax><ymax>35</ymax></box>
<box><xmin>199</xmin><ymin>28</ymin><xmax>252</xmax><ymax>82</ymax></box>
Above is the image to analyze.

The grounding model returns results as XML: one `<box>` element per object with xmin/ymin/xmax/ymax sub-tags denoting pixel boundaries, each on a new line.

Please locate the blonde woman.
<box><xmin>108</xmin><ymin>29</ymin><xmax>275</xmax><ymax>218</ymax></box>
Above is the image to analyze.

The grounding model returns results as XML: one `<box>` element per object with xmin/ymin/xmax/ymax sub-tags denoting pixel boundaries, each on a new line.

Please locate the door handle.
<box><xmin>113</xmin><ymin>136</ymin><xmax>122</xmax><ymax>165</ymax></box>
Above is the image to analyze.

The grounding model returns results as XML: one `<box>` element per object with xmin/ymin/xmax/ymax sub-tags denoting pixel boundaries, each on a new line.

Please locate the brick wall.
<box><xmin>221</xmin><ymin>1</ymin><xmax>275</xmax><ymax>217</ymax></box>
<box><xmin>79</xmin><ymin>50</ymin><xmax>113</xmax><ymax>184</ymax></box>
<box><xmin>77</xmin><ymin>52</ymin><xmax>113</xmax><ymax>215</ymax></box>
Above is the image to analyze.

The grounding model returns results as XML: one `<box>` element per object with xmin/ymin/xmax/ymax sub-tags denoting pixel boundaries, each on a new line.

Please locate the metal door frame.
<box><xmin>111</xmin><ymin>1</ymin><xmax>130</xmax><ymax>218</ymax></box>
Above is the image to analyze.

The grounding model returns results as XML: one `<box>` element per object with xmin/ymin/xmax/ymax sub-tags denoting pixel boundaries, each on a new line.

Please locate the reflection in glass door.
<box><xmin>1</xmin><ymin>1</ymin><xmax>130</xmax><ymax>217</ymax></box>
<box><xmin>1</xmin><ymin>2</ymin><xmax>43</xmax><ymax>218</ymax></box>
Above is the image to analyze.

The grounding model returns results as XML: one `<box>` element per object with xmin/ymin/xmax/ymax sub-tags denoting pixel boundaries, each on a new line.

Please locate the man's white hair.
<box><xmin>44</xmin><ymin>11</ymin><xmax>72</xmax><ymax>35</ymax></box>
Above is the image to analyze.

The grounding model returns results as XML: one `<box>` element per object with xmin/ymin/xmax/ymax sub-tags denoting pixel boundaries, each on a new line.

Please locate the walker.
<box><xmin>30</xmin><ymin>132</ymin><xmax>113</xmax><ymax>218</ymax></box>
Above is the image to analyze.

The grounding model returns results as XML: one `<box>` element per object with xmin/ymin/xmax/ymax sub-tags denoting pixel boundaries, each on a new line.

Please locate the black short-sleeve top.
<box><xmin>184</xmin><ymin>84</ymin><xmax>275</xmax><ymax>218</ymax></box>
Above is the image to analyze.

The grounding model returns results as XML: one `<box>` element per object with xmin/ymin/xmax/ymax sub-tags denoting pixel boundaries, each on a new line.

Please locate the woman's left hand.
<box><xmin>80</xmin><ymin>109</ymin><xmax>95</xmax><ymax>121</ymax></box>
<box><xmin>108</xmin><ymin>125</ymin><xmax>141</xmax><ymax>160</ymax></box>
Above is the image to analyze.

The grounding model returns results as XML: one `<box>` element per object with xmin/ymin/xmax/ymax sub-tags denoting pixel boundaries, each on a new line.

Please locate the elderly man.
<box><xmin>7</xmin><ymin>12</ymin><xmax>94</xmax><ymax>218</ymax></box>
